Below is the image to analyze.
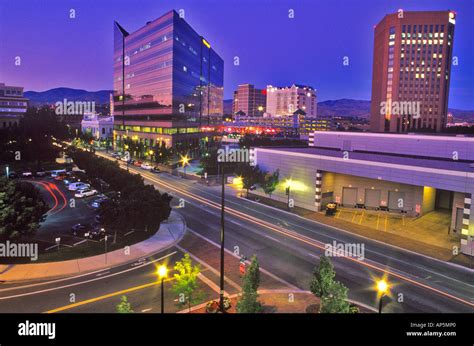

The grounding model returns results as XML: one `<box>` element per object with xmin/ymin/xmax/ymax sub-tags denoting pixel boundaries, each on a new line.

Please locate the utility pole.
<box><xmin>219</xmin><ymin>162</ymin><xmax>225</xmax><ymax>312</ymax></box>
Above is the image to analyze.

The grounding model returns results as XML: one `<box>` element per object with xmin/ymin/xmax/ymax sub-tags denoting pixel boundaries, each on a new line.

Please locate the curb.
<box><xmin>237</xmin><ymin>195</ymin><xmax>474</xmax><ymax>272</ymax></box>
<box><xmin>0</xmin><ymin>211</ymin><xmax>187</xmax><ymax>284</ymax></box>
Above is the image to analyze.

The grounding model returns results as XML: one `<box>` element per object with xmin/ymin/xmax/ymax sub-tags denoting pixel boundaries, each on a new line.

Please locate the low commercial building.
<box><xmin>0</xmin><ymin>83</ymin><xmax>28</xmax><ymax>128</ymax></box>
<box><xmin>81</xmin><ymin>113</ymin><xmax>114</xmax><ymax>140</ymax></box>
<box><xmin>254</xmin><ymin>132</ymin><xmax>474</xmax><ymax>256</ymax></box>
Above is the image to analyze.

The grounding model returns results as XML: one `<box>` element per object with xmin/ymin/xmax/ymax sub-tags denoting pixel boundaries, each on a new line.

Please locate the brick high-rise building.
<box><xmin>232</xmin><ymin>84</ymin><xmax>266</xmax><ymax>117</ymax></box>
<box><xmin>370</xmin><ymin>10</ymin><xmax>456</xmax><ymax>133</ymax></box>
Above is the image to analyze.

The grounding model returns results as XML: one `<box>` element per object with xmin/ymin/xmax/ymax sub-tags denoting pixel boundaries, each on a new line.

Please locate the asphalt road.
<box><xmin>1</xmin><ymin>152</ymin><xmax>472</xmax><ymax>313</ymax></box>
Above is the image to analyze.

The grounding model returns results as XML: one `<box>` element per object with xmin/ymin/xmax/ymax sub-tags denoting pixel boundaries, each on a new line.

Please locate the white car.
<box><xmin>21</xmin><ymin>172</ymin><xmax>33</xmax><ymax>177</ymax></box>
<box><xmin>68</xmin><ymin>182</ymin><xmax>90</xmax><ymax>191</ymax></box>
<box><xmin>141</xmin><ymin>163</ymin><xmax>153</xmax><ymax>170</ymax></box>
<box><xmin>74</xmin><ymin>188</ymin><xmax>98</xmax><ymax>198</ymax></box>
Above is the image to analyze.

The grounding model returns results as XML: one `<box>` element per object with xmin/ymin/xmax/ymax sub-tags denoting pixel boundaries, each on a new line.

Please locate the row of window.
<box><xmin>114</xmin><ymin>125</ymin><xmax>200</xmax><ymax>135</ymax></box>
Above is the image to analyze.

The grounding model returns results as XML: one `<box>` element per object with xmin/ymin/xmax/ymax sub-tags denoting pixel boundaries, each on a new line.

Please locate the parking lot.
<box><xmin>22</xmin><ymin>172</ymin><xmax>107</xmax><ymax>252</ymax></box>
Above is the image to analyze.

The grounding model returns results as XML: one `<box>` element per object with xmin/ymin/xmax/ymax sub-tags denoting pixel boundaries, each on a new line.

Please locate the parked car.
<box><xmin>68</xmin><ymin>182</ymin><xmax>90</xmax><ymax>191</ymax></box>
<box><xmin>50</xmin><ymin>169</ymin><xmax>66</xmax><ymax>178</ymax></box>
<box><xmin>63</xmin><ymin>177</ymin><xmax>78</xmax><ymax>186</ymax></box>
<box><xmin>8</xmin><ymin>171</ymin><xmax>18</xmax><ymax>179</ymax></box>
<box><xmin>71</xmin><ymin>223</ymin><xmax>92</xmax><ymax>236</ymax></box>
<box><xmin>35</xmin><ymin>171</ymin><xmax>47</xmax><ymax>177</ymax></box>
<box><xmin>54</xmin><ymin>171</ymin><xmax>70</xmax><ymax>181</ymax></box>
<box><xmin>249</xmin><ymin>184</ymin><xmax>257</xmax><ymax>190</ymax></box>
<box><xmin>89</xmin><ymin>197</ymin><xmax>109</xmax><ymax>209</ymax></box>
<box><xmin>111</xmin><ymin>153</ymin><xmax>121</xmax><ymax>159</ymax></box>
<box><xmin>151</xmin><ymin>167</ymin><xmax>161</xmax><ymax>174</ymax></box>
<box><xmin>21</xmin><ymin>171</ymin><xmax>33</xmax><ymax>177</ymax></box>
<box><xmin>133</xmin><ymin>161</ymin><xmax>143</xmax><ymax>167</ymax></box>
<box><xmin>75</xmin><ymin>188</ymin><xmax>98</xmax><ymax>198</ymax></box>
<box><xmin>87</xmin><ymin>227</ymin><xmax>106</xmax><ymax>240</ymax></box>
<box><xmin>140</xmin><ymin>163</ymin><xmax>153</xmax><ymax>170</ymax></box>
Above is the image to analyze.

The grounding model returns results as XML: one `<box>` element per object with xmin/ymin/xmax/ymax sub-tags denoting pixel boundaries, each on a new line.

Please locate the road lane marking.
<box><xmin>358</xmin><ymin>210</ymin><xmax>365</xmax><ymax>224</ymax></box>
<box><xmin>187</xmin><ymin>228</ymin><xmax>300</xmax><ymax>291</ymax></box>
<box><xmin>0</xmin><ymin>252</ymin><xmax>176</xmax><ymax>300</ymax></box>
<box><xmin>198</xmin><ymin>273</ymin><xmax>227</xmax><ymax>295</ymax></box>
<box><xmin>264</xmin><ymin>234</ymin><xmax>281</xmax><ymax>243</ymax></box>
<box><xmin>96</xmin><ymin>152</ymin><xmax>474</xmax><ymax>308</ymax></box>
<box><xmin>351</xmin><ymin>211</ymin><xmax>357</xmax><ymax>223</ymax></box>
<box><xmin>46</xmin><ymin>277</ymin><xmax>176</xmax><ymax>313</ymax></box>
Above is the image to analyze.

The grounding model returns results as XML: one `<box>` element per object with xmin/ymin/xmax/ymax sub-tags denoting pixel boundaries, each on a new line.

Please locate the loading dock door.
<box><xmin>342</xmin><ymin>187</ymin><xmax>357</xmax><ymax>207</ymax></box>
<box><xmin>455</xmin><ymin>207</ymin><xmax>464</xmax><ymax>233</ymax></box>
<box><xmin>388</xmin><ymin>191</ymin><xmax>406</xmax><ymax>211</ymax></box>
<box><xmin>365</xmin><ymin>189</ymin><xmax>381</xmax><ymax>209</ymax></box>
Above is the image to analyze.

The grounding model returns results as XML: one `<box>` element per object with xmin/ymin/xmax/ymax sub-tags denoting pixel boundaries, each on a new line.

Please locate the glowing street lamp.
<box><xmin>157</xmin><ymin>265</ymin><xmax>168</xmax><ymax>313</ymax></box>
<box><xmin>180</xmin><ymin>154</ymin><xmax>190</xmax><ymax>178</ymax></box>
<box><xmin>376</xmin><ymin>279</ymin><xmax>389</xmax><ymax>313</ymax></box>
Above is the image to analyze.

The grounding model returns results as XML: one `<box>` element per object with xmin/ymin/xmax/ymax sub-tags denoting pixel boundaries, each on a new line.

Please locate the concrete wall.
<box><xmin>450</xmin><ymin>192</ymin><xmax>465</xmax><ymax>233</ymax></box>
<box><xmin>311</xmin><ymin>132</ymin><xmax>474</xmax><ymax>161</ymax></box>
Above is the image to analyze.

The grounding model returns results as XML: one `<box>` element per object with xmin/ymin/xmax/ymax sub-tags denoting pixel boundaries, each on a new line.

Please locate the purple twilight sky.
<box><xmin>0</xmin><ymin>0</ymin><xmax>473</xmax><ymax>109</ymax></box>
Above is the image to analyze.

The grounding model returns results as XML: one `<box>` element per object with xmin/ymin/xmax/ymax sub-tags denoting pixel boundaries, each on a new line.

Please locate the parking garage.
<box><xmin>253</xmin><ymin>132</ymin><xmax>474</xmax><ymax>256</ymax></box>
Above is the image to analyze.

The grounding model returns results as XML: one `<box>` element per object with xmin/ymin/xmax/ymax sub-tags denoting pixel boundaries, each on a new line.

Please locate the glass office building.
<box><xmin>113</xmin><ymin>10</ymin><xmax>223</xmax><ymax>154</ymax></box>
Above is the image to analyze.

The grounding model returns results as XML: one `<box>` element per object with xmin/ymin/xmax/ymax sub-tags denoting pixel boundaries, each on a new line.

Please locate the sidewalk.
<box><xmin>0</xmin><ymin>211</ymin><xmax>186</xmax><ymax>283</ymax></box>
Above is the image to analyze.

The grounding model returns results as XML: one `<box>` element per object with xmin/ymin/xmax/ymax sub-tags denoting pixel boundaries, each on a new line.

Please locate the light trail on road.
<box><xmin>100</xmin><ymin>154</ymin><xmax>473</xmax><ymax>309</ymax></box>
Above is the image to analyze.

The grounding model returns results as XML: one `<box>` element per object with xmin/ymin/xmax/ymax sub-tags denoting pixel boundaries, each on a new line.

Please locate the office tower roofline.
<box><xmin>114</xmin><ymin>10</ymin><xmax>221</xmax><ymax>56</ymax></box>
<box><xmin>267</xmin><ymin>84</ymin><xmax>316</xmax><ymax>91</ymax></box>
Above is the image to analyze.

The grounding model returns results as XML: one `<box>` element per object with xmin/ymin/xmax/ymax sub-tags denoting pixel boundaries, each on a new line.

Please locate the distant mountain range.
<box><xmin>317</xmin><ymin>99</ymin><xmax>371</xmax><ymax>119</ymax></box>
<box><xmin>24</xmin><ymin>88</ymin><xmax>112</xmax><ymax>105</ymax></box>
<box><xmin>24</xmin><ymin>88</ymin><xmax>474</xmax><ymax>121</ymax></box>
<box><xmin>317</xmin><ymin>99</ymin><xmax>474</xmax><ymax>122</ymax></box>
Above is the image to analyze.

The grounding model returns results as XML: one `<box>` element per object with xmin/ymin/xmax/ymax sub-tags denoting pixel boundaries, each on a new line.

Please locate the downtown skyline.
<box><xmin>0</xmin><ymin>0</ymin><xmax>473</xmax><ymax>110</ymax></box>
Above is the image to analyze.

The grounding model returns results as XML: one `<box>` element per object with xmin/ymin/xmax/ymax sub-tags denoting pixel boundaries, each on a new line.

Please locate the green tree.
<box><xmin>116</xmin><ymin>295</ymin><xmax>134</xmax><ymax>313</ymax></box>
<box><xmin>199</xmin><ymin>149</ymin><xmax>219</xmax><ymax>175</ymax></box>
<box><xmin>0</xmin><ymin>178</ymin><xmax>49</xmax><ymax>240</ymax></box>
<box><xmin>235</xmin><ymin>163</ymin><xmax>263</xmax><ymax>197</ymax></box>
<box><xmin>261</xmin><ymin>169</ymin><xmax>279</xmax><ymax>199</ymax></box>
<box><xmin>237</xmin><ymin>255</ymin><xmax>263</xmax><ymax>313</ymax></box>
<box><xmin>172</xmin><ymin>253</ymin><xmax>202</xmax><ymax>307</ymax></box>
<box><xmin>310</xmin><ymin>256</ymin><xmax>352</xmax><ymax>313</ymax></box>
<box><xmin>153</xmin><ymin>142</ymin><xmax>173</xmax><ymax>165</ymax></box>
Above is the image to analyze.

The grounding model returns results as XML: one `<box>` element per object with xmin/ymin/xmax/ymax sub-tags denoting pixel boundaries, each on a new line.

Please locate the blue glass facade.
<box><xmin>113</xmin><ymin>10</ymin><xmax>223</xmax><ymax>150</ymax></box>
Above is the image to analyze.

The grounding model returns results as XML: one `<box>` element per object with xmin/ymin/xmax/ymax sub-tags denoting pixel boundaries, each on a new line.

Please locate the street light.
<box><xmin>376</xmin><ymin>279</ymin><xmax>389</xmax><ymax>313</ymax></box>
<box><xmin>180</xmin><ymin>154</ymin><xmax>189</xmax><ymax>178</ymax></box>
<box><xmin>157</xmin><ymin>265</ymin><xmax>168</xmax><ymax>313</ymax></box>
<box><xmin>219</xmin><ymin>161</ymin><xmax>226</xmax><ymax>312</ymax></box>
<box><xmin>285</xmin><ymin>179</ymin><xmax>293</xmax><ymax>211</ymax></box>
